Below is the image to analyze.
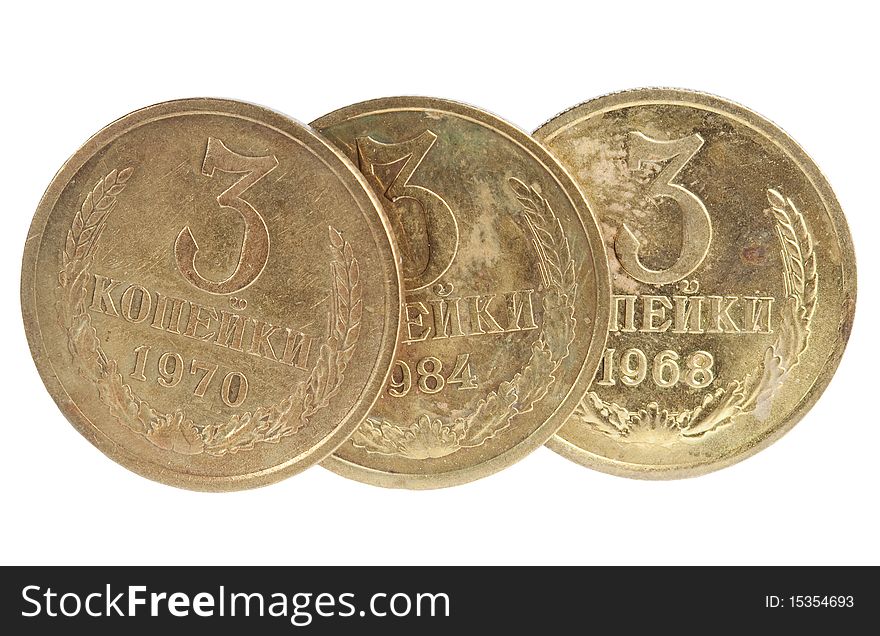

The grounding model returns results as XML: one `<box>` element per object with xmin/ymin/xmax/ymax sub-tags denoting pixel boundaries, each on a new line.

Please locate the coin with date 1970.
<box><xmin>21</xmin><ymin>98</ymin><xmax>403</xmax><ymax>491</ymax></box>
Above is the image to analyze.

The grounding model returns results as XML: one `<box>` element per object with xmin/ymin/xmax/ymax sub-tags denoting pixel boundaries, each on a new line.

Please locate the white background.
<box><xmin>2</xmin><ymin>1</ymin><xmax>876</xmax><ymax>566</ymax></box>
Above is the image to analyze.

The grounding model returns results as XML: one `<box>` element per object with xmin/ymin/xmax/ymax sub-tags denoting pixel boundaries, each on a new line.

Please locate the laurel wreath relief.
<box><xmin>349</xmin><ymin>178</ymin><xmax>578</xmax><ymax>459</ymax></box>
<box><xmin>573</xmin><ymin>188</ymin><xmax>817</xmax><ymax>440</ymax></box>
<box><xmin>57</xmin><ymin>168</ymin><xmax>361</xmax><ymax>456</ymax></box>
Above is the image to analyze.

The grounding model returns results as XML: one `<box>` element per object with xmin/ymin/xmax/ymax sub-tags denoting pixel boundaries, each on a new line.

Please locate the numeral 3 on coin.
<box><xmin>175</xmin><ymin>137</ymin><xmax>278</xmax><ymax>295</ymax></box>
<box><xmin>616</xmin><ymin>132</ymin><xmax>711</xmax><ymax>285</ymax></box>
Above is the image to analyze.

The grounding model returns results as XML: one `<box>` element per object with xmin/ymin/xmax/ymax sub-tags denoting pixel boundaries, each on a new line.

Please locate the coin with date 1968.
<box><xmin>21</xmin><ymin>98</ymin><xmax>403</xmax><ymax>491</ymax></box>
<box><xmin>535</xmin><ymin>89</ymin><xmax>856</xmax><ymax>478</ymax></box>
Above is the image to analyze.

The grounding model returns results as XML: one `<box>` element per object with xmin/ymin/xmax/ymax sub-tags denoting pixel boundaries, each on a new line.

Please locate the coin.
<box><xmin>535</xmin><ymin>88</ymin><xmax>856</xmax><ymax>478</ymax></box>
<box><xmin>21</xmin><ymin>98</ymin><xmax>402</xmax><ymax>491</ymax></box>
<box><xmin>312</xmin><ymin>97</ymin><xmax>611</xmax><ymax>488</ymax></box>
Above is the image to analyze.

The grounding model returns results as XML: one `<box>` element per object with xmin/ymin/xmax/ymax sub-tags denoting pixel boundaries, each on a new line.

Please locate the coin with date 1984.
<box><xmin>314</xmin><ymin>97</ymin><xmax>611</xmax><ymax>488</ymax></box>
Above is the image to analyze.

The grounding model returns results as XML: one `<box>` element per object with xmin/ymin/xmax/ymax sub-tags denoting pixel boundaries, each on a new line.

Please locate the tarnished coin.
<box><xmin>535</xmin><ymin>88</ymin><xmax>856</xmax><ymax>478</ymax></box>
<box><xmin>312</xmin><ymin>97</ymin><xmax>611</xmax><ymax>488</ymax></box>
<box><xmin>21</xmin><ymin>98</ymin><xmax>402</xmax><ymax>491</ymax></box>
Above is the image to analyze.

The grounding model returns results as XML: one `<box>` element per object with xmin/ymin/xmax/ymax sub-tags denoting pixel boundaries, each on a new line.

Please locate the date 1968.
<box><xmin>765</xmin><ymin>595</ymin><xmax>854</xmax><ymax>608</ymax></box>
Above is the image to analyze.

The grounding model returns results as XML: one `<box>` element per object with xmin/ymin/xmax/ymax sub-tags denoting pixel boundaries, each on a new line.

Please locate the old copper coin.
<box><xmin>535</xmin><ymin>88</ymin><xmax>856</xmax><ymax>478</ymax></box>
<box><xmin>312</xmin><ymin>97</ymin><xmax>611</xmax><ymax>488</ymax></box>
<box><xmin>21</xmin><ymin>98</ymin><xmax>402</xmax><ymax>491</ymax></box>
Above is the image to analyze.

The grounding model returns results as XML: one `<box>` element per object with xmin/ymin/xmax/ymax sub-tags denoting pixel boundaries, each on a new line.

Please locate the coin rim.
<box><xmin>535</xmin><ymin>87</ymin><xmax>858</xmax><ymax>479</ymax></box>
<box><xmin>20</xmin><ymin>97</ymin><xmax>404</xmax><ymax>491</ymax></box>
<box><xmin>312</xmin><ymin>95</ymin><xmax>612</xmax><ymax>489</ymax></box>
